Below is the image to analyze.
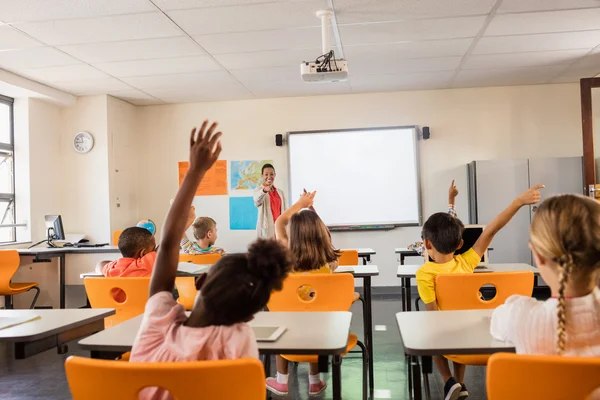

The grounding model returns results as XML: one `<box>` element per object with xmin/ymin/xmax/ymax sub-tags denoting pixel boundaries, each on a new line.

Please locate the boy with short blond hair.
<box><xmin>180</xmin><ymin>206</ymin><xmax>226</xmax><ymax>255</ymax></box>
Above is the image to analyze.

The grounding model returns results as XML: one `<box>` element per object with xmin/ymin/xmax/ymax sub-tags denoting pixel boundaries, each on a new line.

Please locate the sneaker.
<box><xmin>458</xmin><ymin>384</ymin><xmax>469</xmax><ymax>399</ymax></box>
<box><xmin>266</xmin><ymin>377</ymin><xmax>288</xmax><ymax>396</ymax></box>
<box><xmin>308</xmin><ymin>380</ymin><xmax>327</xmax><ymax>396</ymax></box>
<box><xmin>443</xmin><ymin>377</ymin><xmax>462</xmax><ymax>400</ymax></box>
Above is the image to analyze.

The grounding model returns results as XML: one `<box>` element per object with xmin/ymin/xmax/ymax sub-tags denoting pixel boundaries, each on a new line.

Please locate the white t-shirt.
<box><xmin>491</xmin><ymin>287</ymin><xmax>600</xmax><ymax>356</ymax></box>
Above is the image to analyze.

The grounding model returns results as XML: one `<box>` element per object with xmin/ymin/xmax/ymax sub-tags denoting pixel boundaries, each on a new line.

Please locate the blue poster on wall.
<box><xmin>229</xmin><ymin>197</ymin><xmax>258</xmax><ymax>230</ymax></box>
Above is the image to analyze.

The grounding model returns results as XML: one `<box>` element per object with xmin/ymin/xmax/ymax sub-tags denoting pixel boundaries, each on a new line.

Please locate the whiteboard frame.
<box><xmin>286</xmin><ymin>126</ymin><xmax>422</xmax><ymax>228</ymax></box>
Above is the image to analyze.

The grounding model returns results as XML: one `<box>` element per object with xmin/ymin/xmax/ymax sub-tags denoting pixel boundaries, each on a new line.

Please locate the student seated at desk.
<box><xmin>408</xmin><ymin>179</ymin><xmax>458</xmax><ymax>257</ymax></box>
<box><xmin>491</xmin><ymin>194</ymin><xmax>600</xmax><ymax>356</ymax></box>
<box><xmin>266</xmin><ymin>191</ymin><xmax>341</xmax><ymax>397</ymax></box>
<box><xmin>95</xmin><ymin>227</ymin><xmax>157</xmax><ymax>301</ymax></box>
<box><xmin>180</xmin><ymin>206</ymin><xmax>226</xmax><ymax>255</ymax></box>
<box><xmin>130</xmin><ymin>121</ymin><xmax>292</xmax><ymax>400</ymax></box>
<box><xmin>416</xmin><ymin>185</ymin><xmax>542</xmax><ymax>400</ymax></box>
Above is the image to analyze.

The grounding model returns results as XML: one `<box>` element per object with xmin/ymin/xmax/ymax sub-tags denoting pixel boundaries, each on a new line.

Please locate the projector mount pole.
<box><xmin>316</xmin><ymin>9</ymin><xmax>333</xmax><ymax>55</ymax></box>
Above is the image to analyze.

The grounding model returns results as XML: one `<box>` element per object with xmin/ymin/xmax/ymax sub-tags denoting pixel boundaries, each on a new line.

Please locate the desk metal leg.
<box><xmin>407</xmin><ymin>353</ymin><xmax>413</xmax><ymax>400</ymax></box>
<box><xmin>262</xmin><ymin>354</ymin><xmax>271</xmax><ymax>378</ymax></box>
<box><xmin>406</xmin><ymin>278</ymin><xmax>412</xmax><ymax>312</ymax></box>
<box><xmin>363</xmin><ymin>276</ymin><xmax>374</xmax><ymax>398</ymax></box>
<box><xmin>362</xmin><ymin>255</ymin><xmax>370</xmax><ymax>265</ymax></box>
<box><xmin>332</xmin><ymin>355</ymin><xmax>342</xmax><ymax>400</ymax></box>
<box><xmin>421</xmin><ymin>356</ymin><xmax>432</xmax><ymax>400</ymax></box>
<box><xmin>59</xmin><ymin>254</ymin><xmax>66</xmax><ymax>309</ymax></box>
<box><xmin>410</xmin><ymin>355</ymin><xmax>422</xmax><ymax>400</ymax></box>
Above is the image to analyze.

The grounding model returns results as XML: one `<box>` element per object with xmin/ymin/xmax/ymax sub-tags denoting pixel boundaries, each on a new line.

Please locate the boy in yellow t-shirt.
<box><xmin>416</xmin><ymin>184</ymin><xmax>544</xmax><ymax>400</ymax></box>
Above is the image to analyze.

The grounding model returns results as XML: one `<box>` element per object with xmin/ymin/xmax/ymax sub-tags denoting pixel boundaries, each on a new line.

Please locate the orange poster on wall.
<box><xmin>178</xmin><ymin>160</ymin><xmax>228</xmax><ymax>196</ymax></box>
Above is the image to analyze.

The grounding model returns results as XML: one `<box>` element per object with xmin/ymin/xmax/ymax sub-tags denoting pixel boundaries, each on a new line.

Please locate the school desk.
<box><xmin>16</xmin><ymin>246</ymin><xmax>120</xmax><ymax>309</ymax></box>
<box><xmin>394</xmin><ymin>247</ymin><xmax>421</xmax><ymax>265</ymax></box>
<box><xmin>396</xmin><ymin>309</ymin><xmax>513</xmax><ymax>400</ymax></box>
<box><xmin>0</xmin><ymin>308</ymin><xmax>115</xmax><ymax>359</ymax></box>
<box><xmin>396</xmin><ymin>263</ymin><xmax>539</xmax><ymax>312</ymax></box>
<box><xmin>79</xmin><ymin>262</ymin><xmax>211</xmax><ymax>279</ymax></box>
<box><xmin>79</xmin><ymin>311</ymin><xmax>352</xmax><ymax>400</ymax></box>
<box><xmin>343</xmin><ymin>248</ymin><xmax>376</xmax><ymax>264</ymax></box>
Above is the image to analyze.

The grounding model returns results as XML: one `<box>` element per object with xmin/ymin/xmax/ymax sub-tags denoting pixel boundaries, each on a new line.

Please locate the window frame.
<box><xmin>0</xmin><ymin>94</ymin><xmax>16</xmax><ymax>243</ymax></box>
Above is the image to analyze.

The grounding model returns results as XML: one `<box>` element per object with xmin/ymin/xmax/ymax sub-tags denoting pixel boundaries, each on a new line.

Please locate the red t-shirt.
<box><xmin>269</xmin><ymin>187</ymin><xmax>282</xmax><ymax>222</ymax></box>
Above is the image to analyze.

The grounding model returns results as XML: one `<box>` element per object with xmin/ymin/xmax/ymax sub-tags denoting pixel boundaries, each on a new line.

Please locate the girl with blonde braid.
<box><xmin>491</xmin><ymin>194</ymin><xmax>600</xmax><ymax>356</ymax></box>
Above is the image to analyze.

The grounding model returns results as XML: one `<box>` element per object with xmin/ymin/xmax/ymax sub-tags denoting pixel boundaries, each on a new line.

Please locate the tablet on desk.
<box><xmin>253</xmin><ymin>326</ymin><xmax>286</xmax><ymax>342</ymax></box>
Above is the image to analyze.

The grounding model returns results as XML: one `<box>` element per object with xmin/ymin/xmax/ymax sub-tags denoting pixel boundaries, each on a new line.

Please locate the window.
<box><xmin>0</xmin><ymin>95</ymin><xmax>15</xmax><ymax>243</ymax></box>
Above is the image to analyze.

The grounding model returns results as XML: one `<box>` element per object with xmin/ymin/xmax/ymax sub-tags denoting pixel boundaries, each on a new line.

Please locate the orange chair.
<box><xmin>0</xmin><ymin>250</ymin><xmax>40</xmax><ymax>309</ymax></box>
<box><xmin>84</xmin><ymin>277</ymin><xmax>150</xmax><ymax>328</ymax></box>
<box><xmin>268</xmin><ymin>273</ymin><xmax>368</xmax><ymax>400</ymax></box>
<box><xmin>175</xmin><ymin>276</ymin><xmax>198</xmax><ymax>310</ymax></box>
<box><xmin>179</xmin><ymin>253</ymin><xmax>222</xmax><ymax>264</ymax></box>
<box><xmin>435</xmin><ymin>271</ymin><xmax>534</xmax><ymax>365</ymax></box>
<box><xmin>487</xmin><ymin>353</ymin><xmax>600</xmax><ymax>400</ymax></box>
<box><xmin>65</xmin><ymin>356</ymin><xmax>266</xmax><ymax>400</ymax></box>
<box><xmin>338</xmin><ymin>250</ymin><xmax>362</xmax><ymax>304</ymax></box>
<box><xmin>112</xmin><ymin>230</ymin><xmax>123</xmax><ymax>247</ymax></box>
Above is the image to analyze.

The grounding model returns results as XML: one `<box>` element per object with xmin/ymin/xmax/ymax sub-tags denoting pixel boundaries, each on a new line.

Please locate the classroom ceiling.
<box><xmin>1</xmin><ymin>0</ymin><xmax>600</xmax><ymax>105</ymax></box>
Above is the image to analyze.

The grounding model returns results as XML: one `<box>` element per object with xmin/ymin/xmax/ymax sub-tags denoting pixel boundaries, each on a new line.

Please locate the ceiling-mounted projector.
<box><xmin>301</xmin><ymin>9</ymin><xmax>348</xmax><ymax>83</ymax></box>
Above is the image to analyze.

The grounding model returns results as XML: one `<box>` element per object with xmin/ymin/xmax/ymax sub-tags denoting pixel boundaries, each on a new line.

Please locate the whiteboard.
<box><xmin>288</xmin><ymin>127</ymin><xmax>421</xmax><ymax>228</ymax></box>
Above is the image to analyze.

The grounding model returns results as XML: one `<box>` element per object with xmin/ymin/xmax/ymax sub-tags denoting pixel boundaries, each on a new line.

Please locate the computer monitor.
<box><xmin>427</xmin><ymin>224</ymin><xmax>488</xmax><ymax>266</ymax></box>
<box><xmin>44</xmin><ymin>215</ymin><xmax>65</xmax><ymax>241</ymax></box>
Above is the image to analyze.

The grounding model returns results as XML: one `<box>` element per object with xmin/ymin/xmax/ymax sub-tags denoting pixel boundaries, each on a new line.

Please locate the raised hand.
<box><xmin>298</xmin><ymin>190</ymin><xmax>316</xmax><ymax>209</ymax></box>
<box><xmin>516</xmin><ymin>184</ymin><xmax>544</xmax><ymax>206</ymax></box>
<box><xmin>449</xmin><ymin>179</ymin><xmax>459</xmax><ymax>201</ymax></box>
<box><xmin>185</xmin><ymin>206</ymin><xmax>196</xmax><ymax>229</ymax></box>
<box><xmin>189</xmin><ymin>120</ymin><xmax>222</xmax><ymax>174</ymax></box>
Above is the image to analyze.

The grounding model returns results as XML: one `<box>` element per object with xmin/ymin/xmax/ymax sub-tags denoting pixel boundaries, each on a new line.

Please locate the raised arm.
<box><xmin>274</xmin><ymin>191</ymin><xmax>316</xmax><ymax>247</ymax></box>
<box><xmin>472</xmin><ymin>184</ymin><xmax>543</xmax><ymax>257</ymax></box>
<box><xmin>448</xmin><ymin>179</ymin><xmax>458</xmax><ymax>217</ymax></box>
<box><xmin>149</xmin><ymin>121</ymin><xmax>222</xmax><ymax>296</ymax></box>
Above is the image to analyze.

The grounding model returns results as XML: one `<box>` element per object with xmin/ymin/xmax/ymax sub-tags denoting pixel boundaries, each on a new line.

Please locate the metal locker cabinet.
<box><xmin>528</xmin><ymin>157</ymin><xmax>584</xmax><ymax>201</ymax></box>
<box><xmin>468</xmin><ymin>159</ymin><xmax>532</xmax><ymax>264</ymax></box>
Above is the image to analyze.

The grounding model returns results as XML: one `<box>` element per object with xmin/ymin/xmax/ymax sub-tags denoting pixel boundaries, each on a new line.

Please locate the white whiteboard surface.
<box><xmin>288</xmin><ymin>127</ymin><xmax>421</xmax><ymax>227</ymax></box>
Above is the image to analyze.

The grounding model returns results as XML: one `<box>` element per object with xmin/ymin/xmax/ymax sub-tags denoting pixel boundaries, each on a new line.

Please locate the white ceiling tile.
<box><xmin>94</xmin><ymin>56</ymin><xmax>221</xmax><ymax>78</ymax></box>
<box><xmin>549</xmin><ymin>75</ymin><xmax>581</xmax><ymax>83</ymax></box>
<box><xmin>463</xmin><ymin>49</ymin><xmax>589</xmax><ymax>69</ymax></box>
<box><xmin>193</xmin><ymin>27</ymin><xmax>322</xmax><ymax>54</ymax></box>
<box><xmin>344</xmin><ymin>38</ymin><xmax>473</xmax><ymax>60</ymax></box>
<box><xmin>351</xmin><ymin>56</ymin><xmax>462</xmax><ymax>74</ymax></box>
<box><xmin>147</xmin><ymin>83</ymin><xmax>254</xmax><ymax>102</ymax></box>
<box><xmin>21</xmin><ymin>64</ymin><xmax>110</xmax><ymax>83</ymax></box>
<box><xmin>486</xmin><ymin>9</ymin><xmax>600</xmax><ymax>36</ymax></box>
<box><xmin>0</xmin><ymin>47</ymin><xmax>79</xmax><ymax>69</ymax></box>
<box><xmin>215</xmin><ymin>48</ymin><xmax>320</xmax><ymax>70</ymax></box>
<box><xmin>0</xmin><ymin>26</ymin><xmax>42</xmax><ymax>50</ymax></box>
<box><xmin>231</xmin><ymin>66</ymin><xmax>299</xmax><ymax>84</ymax></box>
<box><xmin>335</xmin><ymin>0</ymin><xmax>496</xmax><ymax>24</ymax></box>
<box><xmin>121</xmin><ymin>71</ymin><xmax>238</xmax><ymax>90</ymax></box>
<box><xmin>14</xmin><ymin>13</ymin><xmax>183</xmax><ymax>45</ymax></box>
<box><xmin>108</xmin><ymin>90</ymin><xmax>165</xmax><ymax>106</ymax></box>
<box><xmin>250</xmin><ymin>81</ymin><xmax>352</xmax><ymax>99</ymax></box>
<box><xmin>455</xmin><ymin>66</ymin><xmax>566</xmax><ymax>82</ymax></box>
<box><xmin>339</xmin><ymin>16</ymin><xmax>487</xmax><ymax>45</ymax></box>
<box><xmin>58</xmin><ymin>37</ymin><xmax>204</xmax><ymax>63</ymax></box>
<box><xmin>153</xmin><ymin>0</ymin><xmax>278</xmax><ymax>11</ymax></box>
<box><xmin>497</xmin><ymin>0</ymin><xmax>600</xmax><ymax>14</ymax></box>
<box><xmin>451</xmin><ymin>76</ymin><xmax>552</xmax><ymax>88</ymax></box>
<box><xmin>167</xmin><ymin>1</ymin><xmax>324</xmax><ymax>35</ymax></box>
<box><xmin>349</xmin><ymin>71</ymin><xmax>453</xmax><ymax>92</ymax></box>
<box><xmin>49</xmin><ymin>78</ymin><xmax>132</xmax><ymax>95</ymax></box>
<box><xmin>0</xmin><ymin>0</ymin><xmax>156</xmax><ymax>23</ymax></box>
<box><xmin>473</xmin><ymin>31</ymin><xmax>600</xmax><ymax>54</ymax></box>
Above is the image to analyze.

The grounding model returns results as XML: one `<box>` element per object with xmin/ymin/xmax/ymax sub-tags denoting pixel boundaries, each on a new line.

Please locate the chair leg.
<box><xmin>356</xmin><ymin>340</ymin><xmax>369</xmax><ymax>400</ymax></box>
<box><xmin>415</xmin><ymin>296</ymin><xmax>421</xmax><ymax>311</ymax></box>
<box><xmin>28</xmin><ymin>286</ymin><xmax>40</xmax><ymax>309</ymax></box>
<box><xmin>4</xmin><ymin>295</ymin><xmax>13</xmax><ymax>309</ymax></box>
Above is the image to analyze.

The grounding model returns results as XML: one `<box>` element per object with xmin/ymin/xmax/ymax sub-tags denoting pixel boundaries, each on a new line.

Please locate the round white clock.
<box><xmin>73</xmin><ymin>131</ymin><xmax>94</xmax><ymax>153</ymax></box>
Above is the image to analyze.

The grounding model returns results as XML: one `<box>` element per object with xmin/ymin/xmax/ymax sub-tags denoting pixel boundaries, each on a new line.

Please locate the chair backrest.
<box><xmin>338</xmin><ymin>250</ymin><xmax>359</xmax><ymax>266</ymax></box>
<box><xmin>84</xmin><ymin>277</ymin><xmax>150</xmax><ymax>328</ymax></box>
<box><xmin>0</xmin><ymin>250</ymin><xmax>20</xmax><ymax>292</ymax></box>
<box><xmin>435</xmin><ymin>271</ymin><xmax>534</xmax><ymax>310</ymax></box>
<box><xmin>487</xmin><ymin>353</ymin><xmax>600</xmax><ymax>400</ymax></box>
<box><xmin>65</xmin><ymin>356</ymin><xmax>266</xmax><ymax>400</ymax></box>
<box><xmin>179</xmin><ymin>253</ymin><xmax>222</xmax><ymax>264</ymax></box>
<box><xmin>175</xmin><ymin>277</ymin><xmax>197</xmax><ymax>310</ymax></box>
<box><xmin>268</xmin><ymin>273</ymin><xmax>354</xmax><ymax>312</ymax></box>
<box><xmin>112</xmin><ymin>230</ymin><xmax>123</xmax><ymax>247</ymax></box>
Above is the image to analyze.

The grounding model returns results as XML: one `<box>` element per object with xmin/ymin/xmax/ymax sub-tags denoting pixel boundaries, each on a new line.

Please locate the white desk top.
<box><xmin>0</xmin><ymin>308</ymin><xmax>115</xmax><ymax>342</ymax></box>
<box><xmin>17</xmin><ymin>246</ymin><xmax>120</xmax><ymax>255</ymax></box>
<box><xmin>344</xmin><ymin>248</ymin><xmax>376</xmax><ymax>256</ymax></box>
<box><xmin>395</xmin><ymin>248</ymin><xmax>419</xmax><ymax>254</ymax></box>
<box><xmin>396</xmin><ymin>263</ymin><xmax>539</xmax><ymax>278</ymax></box>
<box><xmin>81</xmin><ymin>264</ymin><xmax>379</xmax><ymax>279</ymax></box>
<box><xmin>79</xmin><ymin>311</ymin><xmax>352</xmax><ymax>355</ymax></box>
<box><xmin>396</xmin><ymin>309</ymin><xmax>514</xmax><ymax>356</ymax></box>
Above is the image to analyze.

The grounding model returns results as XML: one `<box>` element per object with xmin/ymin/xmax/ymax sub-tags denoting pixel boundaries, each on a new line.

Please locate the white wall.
<box><xmin>136</xmin><ymin>83</ymin><xmax>583</xmax><ymax>287</ymax></box>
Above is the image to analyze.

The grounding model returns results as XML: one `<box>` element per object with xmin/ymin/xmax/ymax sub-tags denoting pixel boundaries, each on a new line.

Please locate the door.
<box><xmin>474</xmin><ymin>160</ymin><xmax>531</xmax><ymax>264</ymax></box>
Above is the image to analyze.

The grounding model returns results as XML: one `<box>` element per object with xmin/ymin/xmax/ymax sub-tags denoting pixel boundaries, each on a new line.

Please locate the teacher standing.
<box><xmin>254</xmin><ymin>163</ymin><xmax>287</xmax><ymax>239</ymax></box>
